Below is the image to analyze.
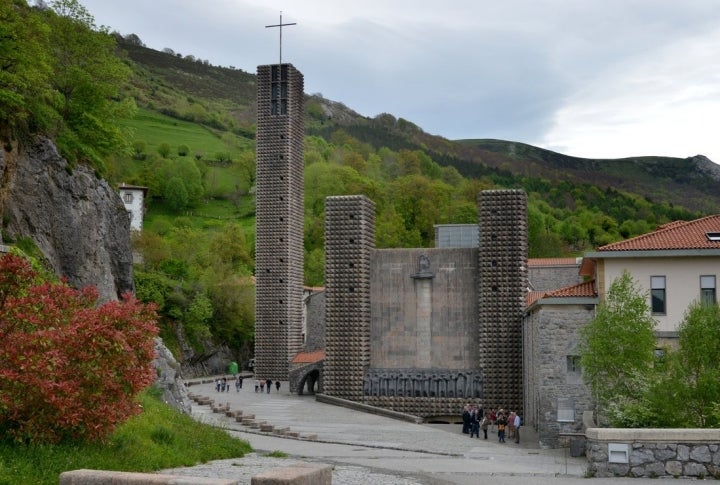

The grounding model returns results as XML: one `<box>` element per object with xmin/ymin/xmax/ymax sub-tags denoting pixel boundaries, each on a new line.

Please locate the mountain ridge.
<box><xmin>117</xmin><ymin>36</ymin><xmax>720</xmax><ymax>214</ymax></box>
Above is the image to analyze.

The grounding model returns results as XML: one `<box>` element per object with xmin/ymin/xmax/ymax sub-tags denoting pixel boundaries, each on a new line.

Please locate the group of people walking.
<box><xmin>461</xmin><ymin>405</ymin><xmax>521</xmax><ymax>444</ymax></box>
<box><xmin>215</xmin><ymin>375</ymin><xmax>281</xmax><ymax>394</ymax></box>
<box><xmin>254</xmin><ymin>377</ymin><xmax>280</xmax><ymax>393</ymax></box>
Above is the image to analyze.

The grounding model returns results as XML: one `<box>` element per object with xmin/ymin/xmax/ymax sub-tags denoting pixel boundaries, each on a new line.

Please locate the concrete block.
<box><xmin>59</xmin><ymin>469</ymin><xmax>239</xmax><ymax>484</ymax></box>
<box><xmin>250</xmin><ymin>462</ymin><xmax>333</xmax><ymax>485</ymax></box>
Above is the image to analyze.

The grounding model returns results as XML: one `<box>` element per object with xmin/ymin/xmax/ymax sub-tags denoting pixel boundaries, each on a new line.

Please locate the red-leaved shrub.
<box><xmin>0</xmin><ymin>254</ymin><xmax>159</xmax><ymax>443</ymax></box>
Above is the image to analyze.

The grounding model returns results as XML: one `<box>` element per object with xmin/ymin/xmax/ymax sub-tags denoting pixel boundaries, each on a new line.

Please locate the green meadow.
<box><xmin>119</xmin><ymin>108</ymin><xmax>254</xmax><ymax>159</ymax></box>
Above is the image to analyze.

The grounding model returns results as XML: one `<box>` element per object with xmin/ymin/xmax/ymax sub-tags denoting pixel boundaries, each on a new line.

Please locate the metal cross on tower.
<box><xmin>266</xmin><ymin>12</ymin><xmax>296</xmax><ymax>65</ymax></box>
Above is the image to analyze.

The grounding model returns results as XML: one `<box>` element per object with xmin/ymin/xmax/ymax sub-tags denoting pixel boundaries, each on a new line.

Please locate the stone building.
<box><xmin>118</xmin><ymin>183</ymin><xmax>148</xmax><ymax>232</ymax></box>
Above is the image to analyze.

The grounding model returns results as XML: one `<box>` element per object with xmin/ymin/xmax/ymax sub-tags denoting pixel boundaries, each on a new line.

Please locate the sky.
<box><xmin>76</xmin><ymin>0</ymin><xmax>720</xmax><ymax>163</ymax></box>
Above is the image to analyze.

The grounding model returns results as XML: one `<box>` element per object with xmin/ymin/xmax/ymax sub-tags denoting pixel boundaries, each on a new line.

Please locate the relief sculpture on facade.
<box><xmin>364</xmin><ymin>369</ymin><xmax>482</xmax><ymax>398</ymax></box>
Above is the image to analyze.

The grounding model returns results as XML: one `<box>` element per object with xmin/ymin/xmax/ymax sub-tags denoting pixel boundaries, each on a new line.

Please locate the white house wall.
<box><xmin>602</xmin><ymin>256</ymin><xmax>720</xmax><ymax>333</ymax></box>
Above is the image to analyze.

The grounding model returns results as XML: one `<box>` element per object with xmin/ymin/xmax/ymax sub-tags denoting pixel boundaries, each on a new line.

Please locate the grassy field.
<box><xmin>119</xmin><ymin>108</ymin><xmax>253</xmax><ymax>160</ymax></box>
<box><xmin>0</xmin><ymin>387</ymin><xmax>252</xmax><ymax>485</ymax></box>
<box><xmin>117</xmin><ymin>107</ymin><xmax>258</xmax><ymax>233</ymax></box>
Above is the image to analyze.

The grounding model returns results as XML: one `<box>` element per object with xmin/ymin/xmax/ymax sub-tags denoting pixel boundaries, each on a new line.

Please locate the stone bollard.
<box><xmin>251</xmin><ymin>462</ymin><xmax>333</xmax><ymax>485</ymax></box>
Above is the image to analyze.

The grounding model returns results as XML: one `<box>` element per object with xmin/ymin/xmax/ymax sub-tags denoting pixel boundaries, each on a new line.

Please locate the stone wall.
<box><xmin>523</xmin><ymin>303</ymin><xmax>594</xmax><ymax>448</ymax></box>
<box><xmin>586</xmin><ymin>428</ymin><xmax>720</xmax><ymax>478</ymax></box>
<box><xmin>304</xmin><ymin>290</ymin><xmax>325</xmax><ymax>351</ymax></box>
<box><xmin>528</xmin><ymin>261</ymin><xmax>582</xmax><ymax>292</ymax></box>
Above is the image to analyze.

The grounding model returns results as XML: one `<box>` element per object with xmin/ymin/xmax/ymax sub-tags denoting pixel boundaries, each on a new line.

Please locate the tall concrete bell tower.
<box><xmin>254</xmin><ymin>63</ymin><xmax>305</xmax><ymax>380</ymax></box>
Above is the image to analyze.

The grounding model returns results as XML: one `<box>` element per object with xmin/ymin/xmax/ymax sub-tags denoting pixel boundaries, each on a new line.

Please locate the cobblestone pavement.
<box><xmin>159</xmin><ymin>379</ymin><xmax>661</xmax><ymax>484</ymax></box>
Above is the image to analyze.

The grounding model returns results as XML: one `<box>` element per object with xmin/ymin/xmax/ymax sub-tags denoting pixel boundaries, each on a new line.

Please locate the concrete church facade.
<box><xmin>252</xmin><ymin>61</ymin><xmax>545</xmax><ymax>438</ymax></box>
<box><xmin>253</xmin><ymin>61</ymin><xmax>720</xmax><ymax>448</ymax></box>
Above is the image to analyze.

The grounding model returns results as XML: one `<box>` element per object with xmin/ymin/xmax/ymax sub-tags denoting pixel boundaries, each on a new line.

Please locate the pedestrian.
<box><xmin>481</xmin><ymin>414</ymin><xmax>489</xmax><ymax>439</ymax></box>
<box><xmin>507</xmin><ymin>410</ymin><xmax>517</xmax><ymax>440</ymax></box>
<box><xmin>469</xmin><ymin>406</ymin><xmax>480</xmax><ymax>438</ymax></box>
<box><xmin>255</xmin><ymin>379</ymin><xmax>260</xmax><ymax>393</ymax></box>
<box><xmin>496</xmin><ymin>411</ymin><xmax>507</xmax><ymax>443</ymax></box>
<box><xmin>266</xmin><ymin>378</ymin><xmax>272</xmax><ymax>393</ymax></box>
<box><xmin>275</xmin><ymin>380</ymin><xmax>280</xmax><ymax>392</ymax></box>
<box><xmin>260</xmin><ymin>380</ymin><xmax>265</xmax><ymax>393</ymax></box>
<box><xmin>235</xmin><ymin>375</ymin><xmax>243</xmax><ymax>392</ymax></box>
<box><xmin>461</xmin><ymin>404</ymin><xmax>471</xmax><ymax>434</ymax></box>
<box><xmin>514</xmin><ymin>412</ymin><xmax>521</xmax><ymax>444</ymax></box>
<box><xmin>215</xmin><ymin>378</ymin><xmax>221</xmax><ymax>393</ymax></box>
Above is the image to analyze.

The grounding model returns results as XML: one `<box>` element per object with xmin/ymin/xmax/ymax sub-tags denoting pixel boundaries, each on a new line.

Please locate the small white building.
<box><xmin>118</xmin><ymin>183</ymin><xmax>149</xmax><ymax>231</ymax></box>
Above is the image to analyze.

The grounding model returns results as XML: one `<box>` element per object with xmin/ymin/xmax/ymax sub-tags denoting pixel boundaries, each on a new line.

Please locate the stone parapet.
<box><xmin>586</xmin><ymin>427</ymin><xmax>720</xmax><ymax>478</ymax></box>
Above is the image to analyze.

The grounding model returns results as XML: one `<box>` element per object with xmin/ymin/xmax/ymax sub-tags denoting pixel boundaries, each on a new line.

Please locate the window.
<box><xmin>123</xmin><ymin>192</ymin><xmax>133</xmax><ymax>203</ymax></box>
<box><xmin>701</xmin><ymin>275</ymin><xmax>716</xmax><ymax>306</ymax></box>
<box><xmin>557</xmin><ymin>397</ymin><xmax>575</xmax><ymax>422</ymax></box>
<box><xmin>270</xmin><ymin>65</ymin><xmax>288</xmax><ymax>115</ymax></box>
<box><xmin>567</xmin><ymin>355</ymin><xmax>581</xmax><ymax>374</ymax></box>
<box><xmin>566</xmin><ymin>355</ymin><xmax>582</xmax><ymax>384</ymax></box>
<box><xmin>651</xmin><ymin>276</ymin><xmax>666</xmax><ymax>314</ymax></box>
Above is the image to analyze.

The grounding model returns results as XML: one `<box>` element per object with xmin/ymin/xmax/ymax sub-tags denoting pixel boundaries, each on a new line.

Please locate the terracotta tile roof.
<box><xmin>526</xmin><ymin>280</ymin><xmax>597</xmax><ymax>307</ymax></box>
<box><xmin>291</xmin><ymin>350</ymin><xmax>325</xmax><ymax>364</ymax></box>
<box><xmin>544</xmin><ymin>280</ymin><xmax>596</xmax><ymax>298</ymax></box>
<box><xmin>528</xmin><ymin>258</ymin><xmax>580</xmax><ymax>266</ymax></box>
<box><xmin>526</xmin><ymin>290</ymin><xmax>545</xmax><ymax>307</ymax></box>
<box><xmin>597</xmin><ymin>215</ymin><xmax>720</xmax><ymax>251</ymax></box>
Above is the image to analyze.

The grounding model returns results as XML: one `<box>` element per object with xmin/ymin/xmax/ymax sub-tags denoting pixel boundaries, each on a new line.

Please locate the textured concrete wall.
<box><xmin>323</xmin><ymin>195</ymin><xmax>375</xmax><ymax>400</ymax></box>
<box><xmin>254</xmin><ymin>64</ymin><xmax>305</xmax><ymax>380</ymax></box>
<box><xmin>523</xmin><ymin>304</ymin><xmax>594</xmax><ymax>448</ymax></box>
<box><xmin>370</xmin><ymin>248</ymin><xmax>478</xmax><ymax>369</ymax></box>
<box><xmin>477</xmin><ymin>189</ymin><xmax>528</xmax><ymax>414</ymax></box>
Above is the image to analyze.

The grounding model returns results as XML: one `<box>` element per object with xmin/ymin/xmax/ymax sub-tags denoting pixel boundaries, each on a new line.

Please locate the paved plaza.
<box><xmin>161</xmin><ymin>378</ymin><xmax>660</xmax><ymax>484</ymax></box>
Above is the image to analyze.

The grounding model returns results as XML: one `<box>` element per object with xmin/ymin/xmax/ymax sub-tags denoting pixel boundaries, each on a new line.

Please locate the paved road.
<box><xmin>161</xmin><ymin>378</ymin><xmax>660</xmax><ymax>484</ymax></box>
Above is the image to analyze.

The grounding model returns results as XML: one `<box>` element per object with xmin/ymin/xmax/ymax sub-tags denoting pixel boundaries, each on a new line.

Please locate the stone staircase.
<box><xmin>188</xmin><ymin>392</ymin><xmax>318</xmax><ymax>442</ymax></box>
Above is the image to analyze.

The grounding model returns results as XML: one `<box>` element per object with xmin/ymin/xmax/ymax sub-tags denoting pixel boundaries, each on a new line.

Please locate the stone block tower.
<box><xmin>477</xmin><ymin>189</ymin><xmax>528</xmax><ymax>412</ymax></box>
<box><xmin>323</xmin><ymin>195</ymin><xmax>375</xmax><ymax>399</ymax></box>
<box><xmin>254</xmin><ymin>64</ymin><xmax>305</xmax><ymax>380</ymax></box>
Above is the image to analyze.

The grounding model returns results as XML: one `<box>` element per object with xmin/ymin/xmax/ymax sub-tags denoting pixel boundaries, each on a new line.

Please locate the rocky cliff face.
<box><xmin>0</xmin><ymin>137</ymin><xmax>134</xmax><ymax>302</ymax></box>
<box><xmin>1</xmin><ymin>137</ymin><xmax>193</xmax><ymax>413</ymax></box>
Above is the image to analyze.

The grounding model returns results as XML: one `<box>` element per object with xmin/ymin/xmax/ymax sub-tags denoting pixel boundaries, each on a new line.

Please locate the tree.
<box><xmin>671</xmin><ymin>301</ymin><xmax>720</xmax><ymax>427</ymax></box>
<box><xmin>157</xmin><ymin>141</ymin><xmax>172</xmax><ymax>158</ymax></box>
<box><xmin>45</xmin><ymin>0</ymin><xmax>135</xmax><ymax>166</ymax></box>
<box><xmin>165</xmin><ymin>176</ymin><xmax>189</xmax><ymax>211</ymax></box>
<box><xmin>0</xmin><ymin>0</ymin><xmax>54</xmax><ymax>137</ymax></box>
<box><xmin>580</xmin><ymin>270</ymin><xmax>658</xmax><ymax>424</ymax></box>
<box><xmin>0</xmin><ymin>254</ymin><xmax>158</xmax><ymax>443</ymax></box>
